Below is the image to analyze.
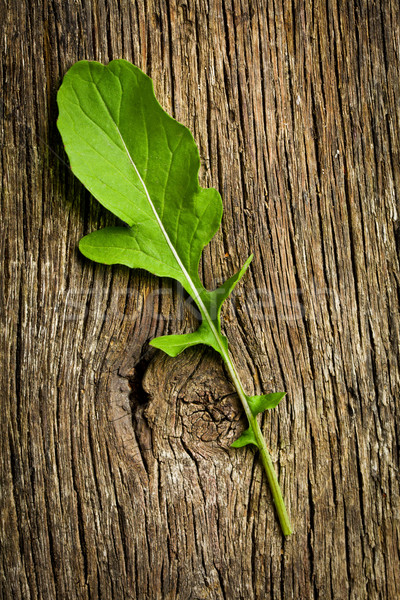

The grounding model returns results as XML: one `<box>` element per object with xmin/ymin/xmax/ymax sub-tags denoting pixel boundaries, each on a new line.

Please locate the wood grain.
<box><xmin>1</xmin><ymin>0</ymin><xmax>399</xmax><ymax>598</ymax></box>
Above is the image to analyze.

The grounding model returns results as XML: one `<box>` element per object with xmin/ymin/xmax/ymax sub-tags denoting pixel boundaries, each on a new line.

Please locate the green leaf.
<box><xmin>203</xmin><ymin>254</ymin><xmax>253</xmax><ymax>321</ymax></box>
<box><xmin>57</xmin><ymin>59</ymin><xmax>247</xmax><ymax>354</ymax></box>
<box><xmin>57</xmin><ymin>60</ymin><xmax>293</xmax><ymax>536</ymax></box>
<box><xmin>149</xmin><ymin>322</ymin><xmax>220</xmax><ymax>357</ymax></box>
<box><xmin>247</xmin><ymin>392</ymin><xmax>286</xmax><ymax>417</ymax></box>
<box><xmin>58</xmin><ymin>60</ymin><xmax>221</xmax><ymax>291</ymax></box>
<box><xmin>231</xmin><ymin>427</ymin><xmax>259</xmax><ymax>448</ymax></box>
<box><xmin>230</xmin><ymin>394</ymin><xmax>286</xmax><ymax>448</ymax></box>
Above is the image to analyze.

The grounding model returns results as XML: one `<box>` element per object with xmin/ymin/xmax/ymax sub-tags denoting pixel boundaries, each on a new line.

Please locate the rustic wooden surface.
<box><xmin>1</xmin><ymin>1</ymin><xmax>400</xmax><ymax>598</ymax></box>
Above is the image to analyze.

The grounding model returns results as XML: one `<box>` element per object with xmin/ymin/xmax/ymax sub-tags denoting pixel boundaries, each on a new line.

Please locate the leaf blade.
<box><xmin>58</xmin><ymin>59</ymin><xmax>248</xmax><ymax>359</ymax></box>
<box><xmin>247</xmin><ymin>392</ymin><xmax>287</xmax><ymax>417</ymax></box>
<box><xmin>231</xmin><ymin>427</ymin><xmax>259</xmax><ymax>448</ymax></box>
<box><xmin>57</xmin><ymin>60</ymin><xmax>222</xmax><ymax>289</ymax></box>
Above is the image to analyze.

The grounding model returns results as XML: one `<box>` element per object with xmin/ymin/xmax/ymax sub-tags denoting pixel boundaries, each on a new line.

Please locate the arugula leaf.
<box><xmin>230</xmin><ymin>427</ymin><xmax>258</xmax><ymax>448</ymax></box>
<box><xmin>248</xmin><ymin>392</ymin><xmax>287</xmax><ymax>417</ymax></box>
<box><xmin>57</xmin><ymin>60</ymin><xmax>292</xmax><ymax>536</ymax></box>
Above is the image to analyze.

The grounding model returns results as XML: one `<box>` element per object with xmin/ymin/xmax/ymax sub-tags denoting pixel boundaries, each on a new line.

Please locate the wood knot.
<box><xmin>143</xmin><ymin>348</ymin><xmax>244</xmax><ymax>452</ymax></box>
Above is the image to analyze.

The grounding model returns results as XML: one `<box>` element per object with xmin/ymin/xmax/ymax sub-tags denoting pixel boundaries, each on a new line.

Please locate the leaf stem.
<box><xmin>221</xmin><ymin>350</ymin><xmax>293</xmax><ymax>537</ymax></box>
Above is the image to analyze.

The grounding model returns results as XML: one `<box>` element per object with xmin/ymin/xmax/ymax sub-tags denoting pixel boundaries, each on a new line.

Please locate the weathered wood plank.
<box><xmin>1</xmin><ymin>0</ymin><xmax>399</xmax><ymax>598</ymax></box>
